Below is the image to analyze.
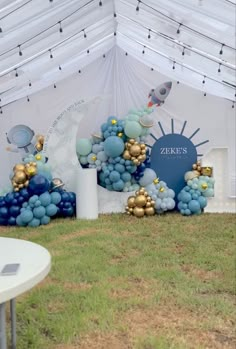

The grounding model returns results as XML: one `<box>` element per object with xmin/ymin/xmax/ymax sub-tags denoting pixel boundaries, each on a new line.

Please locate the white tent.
<box><xmin>0</xmin><ymin>0</ymin><xmax>235</xmax><ymax>211</ymax></box>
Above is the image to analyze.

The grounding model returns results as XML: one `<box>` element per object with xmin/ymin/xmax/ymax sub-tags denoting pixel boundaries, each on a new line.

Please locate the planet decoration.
<box><xmin>125</xmin><ymin>187</ymin><xmax>155</xmax><ymax>217</ymax></box>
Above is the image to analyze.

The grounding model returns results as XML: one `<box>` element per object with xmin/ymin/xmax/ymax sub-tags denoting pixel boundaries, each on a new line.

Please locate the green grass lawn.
<box><xmin>0</xmin><ymin>213</ymin><xmax>235</xmax><ymax>349</ymax></box>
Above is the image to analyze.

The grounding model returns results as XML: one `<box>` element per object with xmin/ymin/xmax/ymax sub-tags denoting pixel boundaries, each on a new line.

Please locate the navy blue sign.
<box><xmin>150</xmin><ymin>133</ymin><xmax>197</xmax><ymax>195</ymax></box>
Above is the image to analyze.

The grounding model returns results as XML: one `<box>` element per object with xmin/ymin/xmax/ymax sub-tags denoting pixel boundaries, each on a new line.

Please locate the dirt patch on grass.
<box><xmin>109</xmin><ymin>277</ymin><xmax>154</xmax><ymax>300</ymax></box>
<box><xmin>63</xmin><ymin>281</ymin><xmax>92</xmax><ymax>292</ymax></box>
<box><xmin>181</xmin><ymin>265</ymin><xmax>223</xmax><ymax>281</ymax></box>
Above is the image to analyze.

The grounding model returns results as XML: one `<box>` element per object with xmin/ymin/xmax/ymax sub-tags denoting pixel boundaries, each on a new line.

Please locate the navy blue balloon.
<box><xmin>17</xmin><ymin>196</ymin><xmax>25</xmax><ymax>204</ymax></box>
<box><xmin>12</xmin><ymin>199</ymin><xmax>18</xmax><ymax>205</ymax></box>
<box><xmin>8</xmin><ymin>217</ymin><xmax>16</xmax><ymax>226</ymax></box>
<box><xmin>0</xmin><ymin>217</ymin><xmax>8</xmax><ymax>225</ymax></box>
<box><xmin>0</xmin><ymin>200</ymin><xmax>6</xmax><ymax>207</ymax></box>
<box><xmin>9</xmin><ymin>205</ymin><xmax>21</xmax><ymax>217</ymax></box>
<box><xmin>5</xmin><ymin>192</ymin><xmax>15</xmax><ymax>205</ymax></box>
<box><xmin>28</xmin><ymin>175</ymin><xmax>50</xmax><ymax>195</ymax></box>
<box><xmin>19</xmin><ymin>188</ymin><xmax>30</xmax><ymax>199</ymax></box>
<box><xmin>61</xmin><ymin>192</ymin><xmax>71</xmax><ymax>202</ymax></box>
<box><xmin>0</xmin><ymin>207</ymin><xmax>8</xmax><ymax>218</ymax></box>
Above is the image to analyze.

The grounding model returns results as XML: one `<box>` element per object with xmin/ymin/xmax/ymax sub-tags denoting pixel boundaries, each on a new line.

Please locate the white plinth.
<box><xmin>76</xmin><ymin>168</ymin><xmax>98</xmax><ymax>219</ymax></box>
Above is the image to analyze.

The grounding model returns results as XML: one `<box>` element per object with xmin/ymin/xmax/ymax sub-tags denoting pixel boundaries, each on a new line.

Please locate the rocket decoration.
<box><xmin>148</xmin><ymin>81</ymin><xmax>172</xmax><ymax>108</ymax></box>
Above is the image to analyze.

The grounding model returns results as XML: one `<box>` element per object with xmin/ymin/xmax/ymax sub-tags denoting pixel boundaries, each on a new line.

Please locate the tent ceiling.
<box><xmin>0</xmin><ymin>0</ymin><xmax>235</xmax><ymax>107</ymax></box>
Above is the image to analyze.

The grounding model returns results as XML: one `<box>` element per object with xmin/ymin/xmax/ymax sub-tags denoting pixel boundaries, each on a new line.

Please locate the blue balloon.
<box><xmin>5</xmin><ymin>192</ymin><xmax>15</xmax><ymax>205</ymax></box>
<box><xmin>0</xmin><ymin>207</ymin><xmax>8</xmax><ymax>218</ymax></box>
<box><xmin>198</xmin><ymin>196</ymin><xmax>207</xmax><ymax>209</ymax></box>
<box><xmin>39</xmin><ymin>192</ymin><xmax>51</xmax><ymax>207</ymax></box>
<box><xmin>188</xmin><ymin>200</ymin><xmax>201</xmax><ymax>213</ymax></box>
<box><xmin>109</xmin><ymin>171</ymin><xmax>120</xmax><ymax>183</ymax></box>
<box><xmin>50</xmin><ymin>192</ymin><xmax>61</xmax><ymax>205</ymax></box>
<box><xmin>46</xmin><ymin>204</ymin><xmax>58</xmax><ymax>217</ymax></box>
<box><xmin>28</xmin><ymin>218</ymin><xmax>40</xmax><ymax>227</ymax></box>
<box><xmin>112</xmin><ymin>179</ymin><xmax>124</xmax><ymax>191</ymax></box>
<box><xmin>33</xmin><ymin>206</ymin><xmax>46</xmax><ymax>219</ymax></box>
<box><xmin>29</xmin><ymin>195</ymin><xmax>38</xmax><ymax>205</ymax></box>
<box><xmin>40</xmin><ymin>215</ymin><xmax>50</xmax><ymax>225</ymax></box>
<box><xmin>61</xmin><ymin>192</ymin><xmax>70</xmax><ymax>202</ymax></box>
<box><xmin>21</xmin><ymin>209</ymin><xmax>33</xmax><ymax>224</ymax></box>
<box><xmin>61</xmin><ymin>206</ymin><xmax>74</xmax><ymax>217</ymax></box>
<box><xmin>28</xmin><ymin>174</ymin><xmax>50</xmax><ymax>195</ymax></box>
<box><xmin>103</xmin><ymin>136</ymin><xmax>125</xmax><ymax>158</ymax></box>
<box><xmin>8</xmin><ymin>216</ymin><xmax>16</xmax><ymax>225</ymax></box>
<box><xmin>19</xmin><ymin>188</ymin><xmax>30</xmax><ymax>199</ymax></box>
<box><xmin>16</xmin><ymin>215</ymin><xmax>27</xmax><ymax>226</ymax></box>
<box><xmin>9</xmin><ymin>205</ymin><xmax>21</xmax><ymax>217</ymax></box>
<box><xmin>121</xmin><ymin>172</ymin><xmax>131</xmax><ymax>182</ymax></box>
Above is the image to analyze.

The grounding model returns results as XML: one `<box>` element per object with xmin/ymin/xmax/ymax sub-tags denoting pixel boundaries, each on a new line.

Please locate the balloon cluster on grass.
<box><xmin>177</xmin><ymin>162</ymin><xmax>214</xmax><ymax>216</ymax></box>
<box><xmin>125</xmin><ymin>187</ymin><xmax>155</xmax><ymax>217</ymax></box>
<box><xmin>76</xmin><ymin>107</ymin><xmax>155</xmax><ymax>192</ymax></box>
<box><xmin>0</xmin><ymin>149</ymin><xmax>76</xmax><ymax>226</ymax></box>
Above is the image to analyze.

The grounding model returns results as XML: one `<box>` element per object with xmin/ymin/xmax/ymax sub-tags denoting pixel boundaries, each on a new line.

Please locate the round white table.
<box><xmin>0</xmin><ymin>237</ymin><xmax>51</xmax><ymax>349</ymax></box>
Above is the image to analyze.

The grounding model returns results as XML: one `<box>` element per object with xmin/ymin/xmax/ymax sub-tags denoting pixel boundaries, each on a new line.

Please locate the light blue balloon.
<box><xmin>16</xmin><ymin>215</ymin><xmax>27</xmax><ymax>226</ymax></box>
<box><xmin>121</xmin><ymin>172</ymin><xmax>131</xmax><ymax>182</ymax></box>
<box><xmin>79</xmin><ymin>156</ymin><xmax>88</xmax><ymax>165</ymax></box>
<box><xmin>115</xmin><ymin>164</ymin><xmax>125</xmax><ymax>173</ymax></box>
<box><xmin>29</xmin><ymin>195</ymin><xmax>38</xmax><ymax>205</ymax></box>
<box><xmin>21</xmin><ymin>209</ymin><xmax>33</xmax><ymax>224</ymax></box>
<box><xmin>124</xmin><ymin>121</ymin><xmax>142</xmax><ymax>138</ymax></box>
<box><xmin>46</xmin><ymin>204</ymin><xmax>58</xmax><ymax>217</ymax></box>
<box><xmin>39</xmin><ymin>192</ymin><xmax>51</xmax><ymax>206</ymax></box>
<box><xmin>139</xmin><ymin>168</ymin><xmax>157</xmax><ymax>186</ymax></box>
<box><xmin>76</xmin><ymin>138</ymin><xmax>92</xmax><ymax>156</ymax></box>
<box><xmin>35</xmin><ymin>200</ymin><xmax>41</xmax><ymax>207</ymax></box>
<box><xmin>103</xmin><ymin>136</ymin><xmax>125</xmax><ymax>158</ymax></box>
<box><xmin>50</xmin><ymin>192</ymin><xmax>61</xmax><ymax>205</ymax></box>
<box><xmin>109</xmin><ymin>171</ymin><xmax>120</xmax><ymax>182</ymax></box>
<box><xmin>33</xmin><ymin>206</ymin><xmax>46</xmax><ymax>219</ymax></box>
<box><xmin>198</xmin><ymin>196</ymin><xmax>207</xmax><ymax>208</ymax></box>
<box><xmin>28</xmin><ymin>218</ymin><xmax>40</xmax><ymax>227</ymax></box>
<box><xmin>112</xmin><ymin>179</ymin><xmax>124</xmax><ymax>191</ymax></box>
<box><xmin>40</xmin><ymin>215</ymin><xmax>50</xmax><ymax>225</ymax></box>
<box><xmin>188</xmin><ymin>200</ymin><xmax>201</xmax><ymax>213</ymax></box>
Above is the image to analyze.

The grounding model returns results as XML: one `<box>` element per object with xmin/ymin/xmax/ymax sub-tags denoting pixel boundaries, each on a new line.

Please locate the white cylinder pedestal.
<box><xmin>76</xmin><ymin>168</ymin><xmax>98</xmax><ymax>219</ymax></box>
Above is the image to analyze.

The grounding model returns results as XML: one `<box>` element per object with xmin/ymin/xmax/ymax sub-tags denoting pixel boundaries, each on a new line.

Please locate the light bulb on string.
<box><xmin>59</xmin><ymin>65</ymin><xmax>62</xmax><ymax>70</ymax></box>
<box><xmin>18</xmin><ymin>45</ymin><xmax>22</xmax><ymax>56</ymax></box>
<box><xmin>99</xmin><ymin>0</ymin><xmax>102</xmax><ymax>6</ymax></box>
<box><xmin>202</xmin><ymin>75</ymin><xmax>206</xmax><ymax>84</ymax></box>
<box><xmin>219</xmin><ymin>43</ymin><xmax>225</xmax><ymax>55</ymax></box>
<box><xmin>136</xmin><ymin>0</ymin><xmax>140</xmax><ymax>12</ymax></box>
<box><xmin>114</xmin><ymin>31</ymin><xmax>116</xmax><ymax>36</ymax></box>
<box><xmin>151</xmin><ymin>67</ymin><xmax>154</xmax><ymax>71</ymax></box>
<box><xmin>182</xmin><ymin>47</ymin><xmax>185</xmax><ymax>56</ymax></box>
<box><xmin>78</xmin><ymin>70</ymin><xmax>81</xmax><ymax>73</ymax></box>
<box><xmin>176</xmin><ymin>23</ymin><xmax>182</xmax><ymax>34</ymax></box>
<box><xmin>232</xmin><ymin>102</ymin><xmax>235</xmax><ymax>109</ymax></box>
<box><xmin>58</xmin><ymin>21</ymin><xmax>63</xmax><ymax>33</ymax></box>
<box><xmin>29</xmin><ymin>81</ymin><xmax>32</xmax><ymax>87</ymax></box>
<box><xmin>0</xmin><ymin>107</ymin><xmax>2</xmax><ymax>114</ymax></box>
<box><xmin>177</xmin><ymin>81</ymin><xmax>180</xmax><ymax>84</ymax></box>
<box><xmin>15</xmin><ymin>69</ymin><xmax>18</xmax><ymax>77</ymax></box>
<box><xmin>125</xmin><ymin>52</ymin><xmax>128</xmax><ymax>56</ymax></box>
<box><xmin>114</xmin><ymin>13</ymin><xmax>117</xmax><ymax>17</ymax></box>
<box><xmin>87</xmin><ymin>49</ymin><xmax>90</xmax><ymax>54</ymax></box>
<box><xmin>49</xmin><ymin>49</ymin><xmax>53</xmax><ymax>59</ymax></box>
<box><xmin>103</xmin><ymin>54</ymin><xmax>106</xmax><ymax>58</ymax></box>
<box><xmin>54</xmin><ymin>83</ymin><xmax>57</xmax><ymax>88</ymax></box>
<box><xmin>83</xmin><ymin>29</ymin><xmax>87</xmax><ymax>38</ymax></box>
<box><xmin>27</xmin><ymin>96</ymin><xmax>30</xmax><ymax>102</ymax></box>
<box><xmin>148</xmin><ymin>29</ymin><xmax>151</xmax><ymax>39</ymax></box>
<box><xmin>172</xmin><ymin>61</ymin><xmax>176</xmax><ymax>70</ymax></box>
<box><xmin>204</xmin><ymin>92</ymin><xmax>207</xmax><ymax>96</ymax></box>
<box><xmin>142</xmin><ymin>46</ymin><xmax>145</xmax><ymax>54</ymax></box>
<box><xmin>0</xmin><ymin>27</ymin><xmax>2</xmax><ymax>33</ymax></box>
<box><xmin>218</xmin><ymin>63</ymin><xmax>221</xmax><ymax>73</ymax></box>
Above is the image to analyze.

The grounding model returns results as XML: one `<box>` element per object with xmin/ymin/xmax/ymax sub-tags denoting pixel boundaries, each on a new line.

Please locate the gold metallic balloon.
<box><xmin>132</xmin><ymin>158</ymin><xmax>139</xmax><ymax>165</ymax></box>
<box><xmin>117</xmin><ymin>132</ymin><xmax>123</xmax><ymax>137</ymax></box>
<box><xmin>37</xmin><ymin>135</ymin><xmax>44</xmax><ymax>144</ymax></box>
<box><xmin>145</xmin><ymin>201</ymin><xmax>152</xmax><ymax>208</ymax></box>
<box><xmin>25</xmin><ymin>165</ymin><xmax>37</xmax><ymax>177</ymax></box>
<box><xmin>13</xmin><ymin>164</ymin><xmax>25</xmax><ymax>172</ymax></box>
<box><xmin>150</xmin><ymin>200</ymin><xmax>155</xmax><ymax>206</ymax></box>
<box><xmin>127</xmin><ymin>196</ymin><xmax>136</xmax><ymax>208</ymax></box>
<box><xmin>14</xmin><ymin>171</ymin><xmax>27</xmax><ymax>183</ymax></box>
<box><xmin>123</xmin><ymin>150</ymin><xmax>131</xmax><ymax>160</ymax></box>
<box><xmin>192</xmin><ymin>164</ymin><xmax>197</xmax><ymax>170</ymax></box>
<box><xmin>135</xmin><ymin>194</ymin><xmax>147</xmax><ymax>207</ymax></box>
<box><xmin>35</xmin><ymin>143</ymin><xmax>43</xmax><ymax>151</ymax></box>
<box><xmin>139</xmin><ymin>188</ymin><xmax>145</xmax><ymax>195</ymax></box>
<box><xmin>129</xmin><ymin>139</ymin><xmax>135</xmax><ymax>144</ymax></box>
<box><xmin>130</xmin><ymin>144</ymin><xmax>141</xmax><ymax>156</ymax></box>
<box><xmin>201</xmin><ymin>167</ymin><xmax>213</xmax><ymax>176</ymax></box>
<box><xmin>133</xmin><ymin>206</ymin><xmax>145</xmax><ymax>217</ymax></box>
<box><xmin>145</xmin><ymin>207</ymin><xmax>155</xmax><ymax>216</ymax></box>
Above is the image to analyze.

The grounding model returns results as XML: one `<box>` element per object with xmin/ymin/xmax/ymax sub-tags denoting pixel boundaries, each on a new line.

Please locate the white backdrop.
<box><xmin>0</xmin><ymin>47</ymin><xmax>235</xmax><ymax>209</ymax></box>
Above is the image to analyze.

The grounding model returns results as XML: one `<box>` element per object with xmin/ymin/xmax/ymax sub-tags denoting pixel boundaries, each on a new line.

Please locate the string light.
<box><xmin>182</xmin><ymin>47</ymin><xmax>185</xmax><ymax>56</ymax></box>
<box><xmin>58</xmin><ymin>21</ymin><xmax>63</xmax><ymax>33</ymax></box>
<box><xmin>15</xmin><ymin>69</ymin><xmax>18</xmax><ymax>77</ymax></box>
<box><xmin>136</xmin><ymin>0</ymin><xmax>141</xmax><ymax>12</ymax></box>
<box><xmin>87</xmin><ymin>49</ymin><xmax>90</xmax><ymax>54</ymax></box>
<box><xmin>142</xmin><ymin>46</ymin><xmax>145</xmax><ymax>54</ymax></box>
<box><xmin>0</xmin><ymin>27</ymin><xmax>2</xmax><ymax>33</ymax></box>
<box><xmin>218</xmin><ymin>63</ymin><xmax>221</xmax><ymax>73</ymax></box>
<box><xmin>103</xmin><ymin>54</ymin><xmax>106</xmax><ymax>58</ymax></box>
<box><xmin>114</xmin><ymin>31</ymin><xmax>117</xmax><ymax>36</ymax></box>
<box><xmin>0</xmin><ymin>107</ymin><xmax>2</xmax><ymax>114</ymax></box>
<box><xmin>54</xmin><ymin>83</ymin><xmax>56</xmax><ymax>88</ymax></box>
<box><xmin>99</xmin><ymin>0</ymin><xmax>102</xmax><ymax>6</ymax></box>
<box><xmin>177</xmin><ymin>81</ymin><xmax>180</xmax><ymax>84</ymax></box>
<box><xmin>125</xmin><ymin>52</ymin><xmax>128</xmax><ymax>56</ymax></box>
<box><xmin>114</xmin><ymin>13</ymin><xmax>117</xmax><ymax>17</ymax></box>
<box><xmin>18</xmin><ymin>45</ymin><xmax>23</xmax><ymax>56</ymax></box>
<box><xmin>176</xmin><ymin>23</ymin><xmax>182</xmax><ymax>34</ymax></box>
<box><xmin>172</xmin><ymin>61</ymin><xmax>176</xmax><ymax>70</ymax></box>
<box><xmin>151</xmin><ymin>67</ymin><xmax>154</xmax><ymax>71</ymax></box>
<box><xmin>148</xmin><ymin>29</ymin><xmax>151</xmax><ymax>39</ymax></box>
<box><xmin>49</xmin><ymin>49</ymin><xmax>53</xmax><ymax>59</ymax></box>
<box><xmin>83</xmin><ymin>29</ymin><xmax>87</xmax><ymax>38</ymax></box>
<box><xmin>59</xmin><ymin>65</ymin><xmax>62</xmax><ymax>70</ymax></box>
<box><xmin>78</xmin><ymin>70</ymin><xmax>81</xmax><ymax>73</ymax></box>
<box><xmin>204</xmin><ymin>92</ymin><xmax>207</xmax><ymax>96</ymax></box>
<box><xmin>232</xmin><ymin>102</ymin><xmax>235</xmax><ymax>108</ymax></box>
<box><xmin>219</xmin><ymin>43</ymin><xmax>225</xmax><ymax>55</ymax></box>
<box><xmin>27</xmin><ymin>96</ymin><xmax>30</xmax><ymax>102</ymax></box>
<box><xmin>202</xmin><ymin>76</ymin><xmax>206</xmax><ymax>84</ymax></box>
<box><xmin>29</xmin><ymin>81</ymin><xmax>32</xmax><ymax>87</ymax></box>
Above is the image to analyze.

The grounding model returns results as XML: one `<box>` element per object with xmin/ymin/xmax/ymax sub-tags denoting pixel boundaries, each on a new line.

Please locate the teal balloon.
<box><xmin>29</xmin><ymin>195</ymin><xmax>38</xmax><ymax>205</ymax></box>
<box><xmin>198</xmin><ymin>196</ymin><xmax>207</xmax><ymax>208</ymax></box>
<box><xmin>46</xmin><ymin>203</ymin><xmax>58</xmax><ymax>217</ymax></box>
<box><xmin>39</xmin><ymin>192</ymin><xmax>51</xmax><ymax>207</ymax></box>
<box><xmin>124</xmin><ymin>121</ymin><xmax>142</xmax><ymax>138</ymax></box>
<box><xmin>121</xmin><ymin>172</ymin><xmax>131</xmax><ymax>182</ymax></box>
<box><xmin>21</xmin><ymin>209</ymin><xmax>33</xmax><ymax>224</ymax></box>
<box><xmin>109</xmin><ymin>170</ymin><xmax>120</xmax><ymax>183</ymax></box>
<box><xmin>28</xmin><ymin>218</ymin><xmax>40</xmax><ymax>227</ymax></box>
<box><xmin>50</xmin><ymin>192</ymin><xmax>61</xmax><ymax>205</ymax></box>
<box><xmin>16</xmin><ymin>215</ymin><xmax>27</xmax><ymax>226</ymax></box>
<box><xmin>40</xmin><ymin>215</ymin><xmax>50</xmax><ymax>225</ymax></box>
<box><xmin>103</xmin><ymin>136</ymin><xmax>125</xmax><ymax>158</ymax></box>
<box><xmin>33</xmin><ymin>206</ymin><xmax>46</xmax><ymax>219</ymax></box>
<box><xmin>112</xmin><ymin>179</ymin><xmax>124</xmax><ymax>191</ymax></box>
<box><xmin>76</xmin><ymin>138</ymin><xmax>92</xmax><ymax>156</ymax></box>
<box><xmin>188</xmin><ymin>200</ymin><xmax>201</xmax><ymax>213</ymax></box>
